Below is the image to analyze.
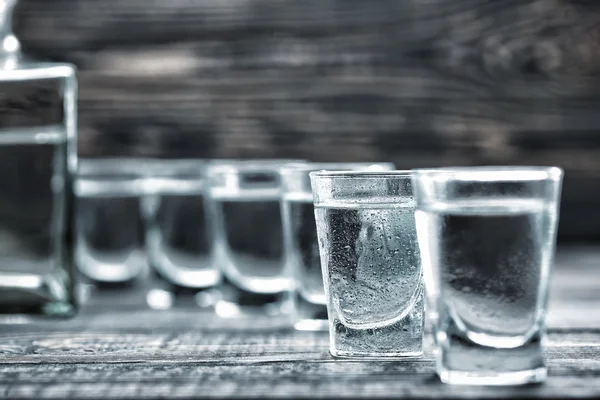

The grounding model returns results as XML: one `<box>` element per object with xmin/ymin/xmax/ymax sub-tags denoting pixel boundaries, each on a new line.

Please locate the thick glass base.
<box><xmin>76</xmin><ymin>268</ymin><xmax>150</xmax><ymax>310</ymax></box>
<box><xmin>79</xmin><ymin>271</ymin><xmax>146</xmax><ymax>289</ymax></box>
<box><xmin>146</xmin><ymin>227</ymin><xmax>219</xmax><ymax>290</ymax></box>
<box><xmin>146</xmin><ymin>273</ymin><xmax>221</xmax><ymax>310</ymax></box>
<box><xmin>76</xmin><ymin>249</ymin><xmax>148</xmax><ymax>284</ymax></box>
<box><xmin>331</xmin><ymin>349</ymin><xmax>423</xmax><ymax>359</ymax></box>
<box><xmin>330</xmin><ymin>316</ymin><xmax>424</xmax><ymax>359</ymax></box>
<box><xmin>293</xmin><ymin>293</ymin><xmax>328</xmax><ymax>331</ymax></box>
<box><xmin>329</xmin><ymin>284</ymin><xmax>424</xmax><ymax>358</ymax></box>
<box><xmin>436</xmin><ymin>317</ymin><xmax>547</xmax><ymax>386</ymax></box>
<box><xmin>438</xmin><ymin>367</ymin><xmax>547</xmax><ymax>386</ymax></box>
<box><xmin>215</xmin><ymin>275</ymin><xmax>293</xmax><ymax>320</ymax></box>
<box><xmin>295</xmin><ymin>319</ymin><xmax>329</xmax><ymax>332</ymax></box>
<box><xmin>0</xmin><ymin>273</ymin><xmax>76</xmax><ymax>321</ymax></box>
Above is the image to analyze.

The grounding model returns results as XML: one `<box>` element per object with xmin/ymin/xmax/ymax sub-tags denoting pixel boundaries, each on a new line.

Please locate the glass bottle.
<box><xmin>0</xmin><ymin>0</ymin><xmax>77</xmax><ymax>318</ymax></box>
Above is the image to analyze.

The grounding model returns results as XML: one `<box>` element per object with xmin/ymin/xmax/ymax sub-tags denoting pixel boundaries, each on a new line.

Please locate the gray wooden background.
<box><xmin>13</xmin><ymin>0</ymin><xmax>600</xmax><ymax>241</ymax></box>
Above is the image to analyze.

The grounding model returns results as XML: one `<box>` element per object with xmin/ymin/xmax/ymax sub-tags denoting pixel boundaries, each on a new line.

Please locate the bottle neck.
<box><xmin>0</xmin><ymin>0</ymin><xmax>20</xmax><ymax>67</ymax></box>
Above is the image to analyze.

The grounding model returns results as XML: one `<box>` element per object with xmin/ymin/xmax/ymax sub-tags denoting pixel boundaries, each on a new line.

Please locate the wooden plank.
<box><xmin>0</xmin><ymin>248</ymin><xmax>597</xmax><ymax>397</ymax></box>
<box><xmin>0</xmin><ymin>330</ymin><xmax>598</xmax><ymax>364</ymax></box>
<box><xmin>2</xmin><ymin>376</ymin><xmax>600</xmax><ymax>399</ymax></box>
<box><xmin>0</xmin><ymin>332</ymin><xmax>598</xmax><ymax>398</ymax></box>
<box><xmin>12</xmin><ymin>0</ymin><xmax>600</xmax><ymax>240</ymax></box>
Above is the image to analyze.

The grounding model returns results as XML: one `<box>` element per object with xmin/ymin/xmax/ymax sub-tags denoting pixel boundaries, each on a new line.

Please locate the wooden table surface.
<box><xmin>0</xmin><ymin>246</ymin><xmax>599</xmax><ymax>399</ymax></box>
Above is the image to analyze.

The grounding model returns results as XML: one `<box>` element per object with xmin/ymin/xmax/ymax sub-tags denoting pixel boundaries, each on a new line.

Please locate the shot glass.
<box><xmin>74</xmin><ymin>159</ymin><xmax>148</xmax><ymax>284</ymax></box>
<box><xmin>281</xmin><ymin>162</ymin><xmax>395</xmax><ymax>331</ymax></box>
<box><xmin>209</xmin><ymin>159</ymin><xmax>305</xmax><ymax>319</ymax></box>
<box><xmin>310</xmin><ymin>171</ymin><xmax>423</xmax><ymax>358</ymax></box>
<box><xmin>412</xmin><ymin>166</ymin><xmax>563</xmax><ymax>386</ymax></box>
<box><xmin>143</xmin><ymin>159</ymin><xmax>219</xmax><ymax>309</ymax></box>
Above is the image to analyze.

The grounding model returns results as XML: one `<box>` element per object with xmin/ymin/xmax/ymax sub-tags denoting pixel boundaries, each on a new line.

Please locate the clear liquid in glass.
<box><xmin>0</xmin><ymin>129</ymin><xmax>74</xmax><ymax>316</ymax></box>
<box><xmin>75</xmin><ymin>177</ymin><xmax>147</xmax><ymax>284</ymax></box>
<box><xmin>146</xmin><ymin>181</ymin><xmax>217</xmax><ymax>289</ymax></box>
<box><xmin>315</xmin><ymin>202</ymin><xmax>423</xmax><ymax>358</ymax></box>
<box><xmin>213</xmin><ymin>190</ymin><xmax>291</xmax><ymax>318</ymax></box>
<box><xmin>415</xmin><ymin>198</ymin><xmax>553</xmax><ymax>384</ymax></box>
<box><xmin>0</xmin><ymin>62</ymin><xmax>77</xmax><ymax>318</ymax></box>
<box><xmin>283</xmin><ymin>193</ymin><xmax>328</xmax><ymax>331</ymax></box>
<box><xmin>144</xmin><ymin>176</ymin><xmax>222</xmax><ymax>310</ymax></box>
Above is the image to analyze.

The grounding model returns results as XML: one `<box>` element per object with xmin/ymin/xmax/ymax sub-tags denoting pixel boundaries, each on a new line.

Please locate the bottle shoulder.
<box><xmin>0</xmin><ymin>59</ymin><xmax>76</xmax><ymax>82</ymax></box>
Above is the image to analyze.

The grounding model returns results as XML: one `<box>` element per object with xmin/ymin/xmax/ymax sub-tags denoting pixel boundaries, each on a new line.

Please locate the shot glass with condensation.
<box><xmin>310</xmin><ymin>170</ymin><xmax>423</xmax><ymax>358</ymax></box>
<box><xmin>280</xmin><ymin>162</ymin><xmax>395</xmax><ymax>332</ymax></box>
<box><xmin>412</xmin><ymin>166</ymin><xmax>563</xmax><ymax>386</ymax></box>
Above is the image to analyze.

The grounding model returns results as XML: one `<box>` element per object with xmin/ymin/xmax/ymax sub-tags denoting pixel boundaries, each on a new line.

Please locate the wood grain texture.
<box><xmin>0</xmin><ymin>332</ymin><xmax>599</xmax><ymax>399</ymax></box>
<box><xmin>10</xmin><ymin>0</ymin><xmax>600</xmax><ymax>241</ymax></box>
<box><xmin>0</xmin><ymin>247</ymin><xmax>597</xmax><ymax>398</ymax></box>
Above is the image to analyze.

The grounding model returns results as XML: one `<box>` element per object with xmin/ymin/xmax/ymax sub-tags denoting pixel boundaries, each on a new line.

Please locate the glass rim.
<box><xmin>281</xmin><ymin>162</ymin><xmax>395</xmax><ymax>176</ymax></box>
<box><xmin>208</xmin><ymin>159</ymin><xmax>307</xmax><ymax>175</ymax></box>
<box><xmin>146</xmin><ymin>159</ymin><xmax>208</xmax><ymax>176</ymax></box>
<box><xmin>77</xmin><ymin>158</ymin><xmax>155</xmax><ymax>176</ymax></box>
<box><xmin>412</xmin><ymin>166</ymin><xmax>563</xmax><ymax>181</ymax></box>
<box><xmin>309</xmin><ymin>170</ymin><xmax>412</xmax><ymax>179</ymax></box>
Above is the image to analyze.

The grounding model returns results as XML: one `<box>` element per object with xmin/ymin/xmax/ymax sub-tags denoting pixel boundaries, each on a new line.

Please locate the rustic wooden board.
<box><xmin>10</xmin><ymin>0</ymin><xmax>600</xmax><ymax>241</ymax></box>
<box><xmin>0</xmin><ymin>331</ymin><xmax>599</xmax><ymax>399</ymax></box>
<box><xmin>0</xmin><ymin>247</ymin><xmax>598</xmax><ymax>398</ymax></box>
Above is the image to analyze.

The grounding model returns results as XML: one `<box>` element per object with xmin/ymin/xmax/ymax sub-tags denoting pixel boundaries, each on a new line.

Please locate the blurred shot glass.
<box><xmin>143</xmin><ymin>159</ymin><xmax>220</xmax><ymax>309</ymax></box>
<box><xmin>310</xmin><ymin>171</ymin><xmax>423</xmax><ymax>358</ymax></box>
<box><xmin>280</xmin><ymin>162</ymin><xmax>394</xmax><ymax>331</ymax></box>
<box><xmin>412</xmin><ymin>166</ymin><xmax>563</xmax><ymax>386</ymax></box>
<box><xmin>74</xmin><ymin>159</ymin><xmax>148</xmax><ymax>285</ymax></box>
<box><xmin>209</xmin><ymin>159</ymin><xmax>304</xmax><ymax>320</ymax></box>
